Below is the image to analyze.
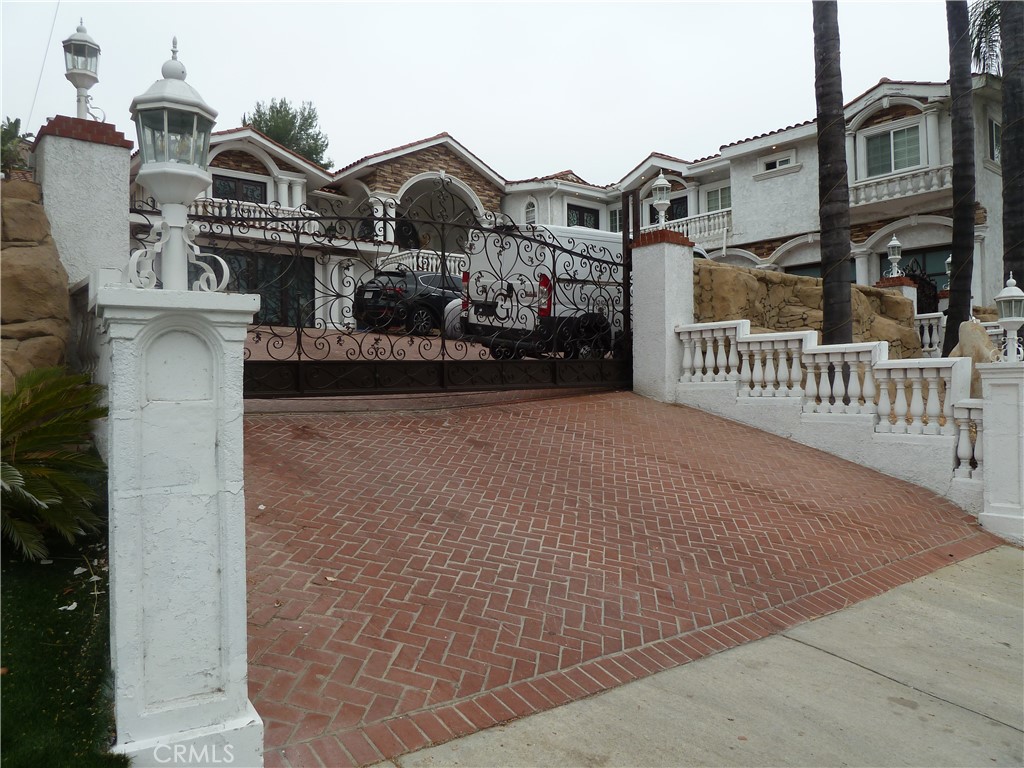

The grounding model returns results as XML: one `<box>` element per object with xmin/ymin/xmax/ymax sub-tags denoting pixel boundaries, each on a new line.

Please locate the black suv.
<box><xmin>353</xmin><ymin>269</ymin><xmax>462</xmax><ymax>335</ymax></box>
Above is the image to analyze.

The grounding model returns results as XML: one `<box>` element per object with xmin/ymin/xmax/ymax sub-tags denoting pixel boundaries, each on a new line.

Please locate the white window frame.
<box><xmin>754</xmin><ymin>150</ymin><xmax>801</xmax><ymax>181</ymax></box>
<box><xmin>609</xmin><ymin>207</ymin><xmax>622</xmax><ymax>233</ymax></box>
<box><xmin>705</xmin><ymin>185</ymin><xmax>732</xmax><ymax>212</ymax></box>
<box><xmin>524</xmin><ymin>198</ymin><xmax>537</xmax><ymax>225</ymax></box>
<box><xmin>985</xmin><ymin>117</ymin><xmax>1002</xmax><ymax>172</ymax></box>
<box><xmin>855</xmin><ymin>114</ymin><xmax>925</xmax><ymax>180</ymax></box>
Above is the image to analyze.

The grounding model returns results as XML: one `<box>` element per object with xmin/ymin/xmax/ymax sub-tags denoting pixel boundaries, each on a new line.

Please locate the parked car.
<box><xmin>353</xmin><ymin>269</ymin><xmax>463</xmax><ymax>335</ymax></box>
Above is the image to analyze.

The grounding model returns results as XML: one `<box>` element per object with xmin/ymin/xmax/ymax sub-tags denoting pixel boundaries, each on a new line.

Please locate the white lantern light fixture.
<box><xmin>62</xmin><ymin>20</ymin><xmax>100</xmax><ymax>120</ymax></box>
<box><xmin>128</xmin><ymin>38</ymin><xmax>226</xmax><ymax>292</ymax></box>
<box><xmin>886</xmin><ymin>234</ymin><xmax>904</xmax><ymax>278</ymax></box>
<box><xmin>993</xmin><ymin>273</ymin><xmax>1024</xmax><ymax>363</ymax></box>
<box><xmin>651</xmin><ymin>171</ymin><xmax>671</xmax><ymax>226</ymax></box>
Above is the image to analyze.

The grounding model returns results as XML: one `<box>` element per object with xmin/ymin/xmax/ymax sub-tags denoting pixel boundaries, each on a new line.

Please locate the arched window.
<box><xmin>525</xmin><ymin>200</ymin><xmax>537</xmax><ymax>225</ymax></box>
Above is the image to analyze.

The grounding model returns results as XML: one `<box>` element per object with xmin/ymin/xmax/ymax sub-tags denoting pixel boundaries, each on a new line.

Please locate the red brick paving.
<box><xmin>243</xmin><ymin>392</ymin><xmax>1000</xmax><ymax>767</ymax></box>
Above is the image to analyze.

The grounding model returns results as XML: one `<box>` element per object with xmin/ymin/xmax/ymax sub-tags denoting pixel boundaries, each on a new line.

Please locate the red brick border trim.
<box><xmin>33</xmin><ymin>115</ymin><xmax>133</xmax><ymax>151</ymax></box>
<box><xmin>631</xmin><ymin>229</ymin><xmax>695</xmax><ymax>249</ymax></box>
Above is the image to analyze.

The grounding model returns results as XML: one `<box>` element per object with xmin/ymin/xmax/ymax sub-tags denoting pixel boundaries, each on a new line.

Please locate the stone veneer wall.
<box><xmin>360</xmin><ymin>145</ymin><xmax>504</xmax><ymax>211</ymax></box>
<box><xmin>0</xmin><ymin>180</ymin><xmax>70</xmax><ymax>392</ymax></box>
<box><xmin>694</xmin><ymin>259</ymin><xmax>922</xmax><ymax>358</ymax></box>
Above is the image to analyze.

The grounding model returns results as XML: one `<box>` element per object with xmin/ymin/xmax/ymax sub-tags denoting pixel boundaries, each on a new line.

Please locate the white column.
<box><xmin>852</xmin><ymin>247</ymin><xmax>871</xmax><ymax>285</ymax></box>
<box><xmin>632</xmin><ymin>231</ymin><xmax>694</xmax><ymax>402</ymax></box>
<box><xmin>924</xmin><ymin>105</ymin><xmax>941</xmax><ymax>166</ymax></box>
<box><xmin>95</xmin><ymin>284</ymin><xmax>264</xmax><ymax>767</ymax></box>
<box><xmin>976</xmin><ymin>362</ymin><xmax>1024</xmax><ymax>544</ymax></box>
<box><xmin>845</xmin><ymin>130</ymin><xmax>856</xmax><ymax>184</ymax></box>
<box><xmin>275</xmin><ymin>178</ymin><xmax>289</xmax><ymax>206</ymax></box>
<box><xmin>289</xmin><ymin>179</ymin><xmax>304</xmax><ymax>209</ymax></box>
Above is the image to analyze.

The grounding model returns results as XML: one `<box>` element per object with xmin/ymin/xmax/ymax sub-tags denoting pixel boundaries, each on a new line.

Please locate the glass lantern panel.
<box><xmin>166</xmin><ymin>110</ymin><xmax>197</xmax><ymax>164</ymax></box>
<box><xmin>137</xmin><ymin>110</ymin><xmax>166</xmax><ymax>164</ymax></box>
<box><xmin>64</xmin><ymin>43</ymin><xmax>97</xmax><ymax>72</ymax></box>
<box><xmin>194</xmin><ymin>116</ymin><xmax>214</xmax><ymax>168</ymax></box>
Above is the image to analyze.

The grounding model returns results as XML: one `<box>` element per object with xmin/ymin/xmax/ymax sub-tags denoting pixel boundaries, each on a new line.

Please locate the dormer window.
<box><xmin>213</xmin><ymin>174</ymin><xmax>267</xmax><ymax>204</ymax></box>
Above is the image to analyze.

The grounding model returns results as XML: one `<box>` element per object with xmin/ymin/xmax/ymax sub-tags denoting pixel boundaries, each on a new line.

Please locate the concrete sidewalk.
<box><xmin>373</xmin><ymin>546</ymin><xmax>1023</xmax><ymax>768</ymax></box>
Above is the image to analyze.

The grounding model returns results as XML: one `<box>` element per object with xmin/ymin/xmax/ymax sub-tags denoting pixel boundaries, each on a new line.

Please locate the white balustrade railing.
<box><xmin>801</xmin><ymin>342</ymin><xmax>888</xmax><ymax>415</ymax></box>
<box><xmin>375</xmin><ymin>250</ymin><xmax>468</xmax><ymax>274</ymax></box>
<box><xmin>188</xmin><ymin>199</ymin><xmax>323</xmax><ymax>235</ymax></box>
<box><xmin>677</xmin><ymin>321</ymin><xmax>746</xmax><ymax>383</ymax></box>
<box><xmin>737</xmin><ymin>331</ymin><xmax>817</xmax><ymax>398</ymax></box>
<box><xmin>917</xmin><ymin>312</ymin><xmax>945</xmax><ymax>357</ymax></box>
<box><xmin>641</xmin><ymin>209</ymin><xmax>732</xmax><ymax>245</ymax></box>
<box><xmin>873</xmin><ymin>357</ymin><xmax>971</xmax><ymax>437</ymax></box>
<box><xmin>850</xmin><ymin>165</ymin><xmax>952</xmax><ymax>206</ymax></box>
<box><xmin>952</xmin><ymin>399</ymin><xmax>984</xmax><ymax>480</ymax></box>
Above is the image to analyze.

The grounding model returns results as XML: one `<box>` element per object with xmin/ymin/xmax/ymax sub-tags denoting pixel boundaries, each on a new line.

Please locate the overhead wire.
<box><xmin>26</xmin><ymin>0</ymin><xmax>62</xmax><ymax>131</ymax></box>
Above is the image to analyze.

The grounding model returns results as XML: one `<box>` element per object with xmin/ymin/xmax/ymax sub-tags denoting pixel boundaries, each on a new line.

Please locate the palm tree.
<box><xmin>970</xmin><ymin>1</ymin><xmax>1023</xmax><ymax>295</ymax></box>
<box><xmin>942</xmin><ymin>0</ymin><xmax>976</xmax><ymax>356</ymax></box>
<box><xmin>1000</xmin><ymin>2</ymin><xmax>1023</xmax><ymax>291</ymax></box>
<box><xmin>813</xmin><ymin>0</ymin><xmax>853</xmax><ymax>345</ymax></box>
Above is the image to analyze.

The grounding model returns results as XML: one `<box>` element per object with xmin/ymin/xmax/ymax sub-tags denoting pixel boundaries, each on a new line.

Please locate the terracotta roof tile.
<box><xmin>334</xmin><ymin>132</ymin><xmax>453</xmax><ymax>175</ymax></box>
<box><xmin>506</xmin><ymin>169</ymin><xmax>611</xmax><ymax>188</ymax></box>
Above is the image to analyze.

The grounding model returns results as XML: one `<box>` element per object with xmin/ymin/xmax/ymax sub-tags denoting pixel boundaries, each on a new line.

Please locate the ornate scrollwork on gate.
<box><xmin>132</xmin><ymin>176</ymin><xmax>629</xmax><ymax>397</ymax></box>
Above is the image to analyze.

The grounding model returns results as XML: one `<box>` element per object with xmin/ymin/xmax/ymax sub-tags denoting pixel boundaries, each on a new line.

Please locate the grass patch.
<box><xmin>1</xmin><ymin>536</ymin><xmax>129</xmax><ymax>768</ymax></box>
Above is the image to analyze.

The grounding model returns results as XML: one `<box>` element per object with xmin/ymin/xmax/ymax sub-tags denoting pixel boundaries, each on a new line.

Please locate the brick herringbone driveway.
<box><xmin>243</xmin><ymin>392</ymin><xmax>999</xmax><ymax>768</ymax></box>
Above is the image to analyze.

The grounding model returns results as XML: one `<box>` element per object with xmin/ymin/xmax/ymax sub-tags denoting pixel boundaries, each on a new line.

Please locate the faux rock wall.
<box><xmin>1</xmin><ymin>180</ymin><xmax>70</xmax><ymax>393</ymax></box>
<box><xmin>694</xmin><ymin>259</ymin><xmax>922</xmax><ymax>358</ymax></box>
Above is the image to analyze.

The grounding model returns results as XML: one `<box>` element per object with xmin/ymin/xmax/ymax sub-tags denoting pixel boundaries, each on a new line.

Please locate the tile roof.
<box><xmin>334</xmin><ymin>132</ymin><xmax>453</xmax><ymax>175</ymax></box>
<box><xmin>505</xmin><ymin>169</ymin><xmax>611</xmax><ymax>189</ymax></box>
<box><xmin>215</xmin><ymin>125</ymin><xmax>333</xmax><ymax>173</ymax></box>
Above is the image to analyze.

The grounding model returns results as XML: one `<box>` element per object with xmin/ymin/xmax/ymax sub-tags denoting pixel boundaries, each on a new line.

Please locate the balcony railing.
<box><xmin>850</xmin><ymin>164</ymin><xmax>952</xmax><ymax>206</ymax></box>
<box><xmin>640</xmin><ymin>209</ymin><xmax>732</xmax><ymax>245</ymax></box>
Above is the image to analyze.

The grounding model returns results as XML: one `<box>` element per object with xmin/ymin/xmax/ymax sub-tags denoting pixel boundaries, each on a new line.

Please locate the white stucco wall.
<box><xmin>36</xmin><ymin>133</ymin><xmax>131</xmax><ymax>287</ymax></box>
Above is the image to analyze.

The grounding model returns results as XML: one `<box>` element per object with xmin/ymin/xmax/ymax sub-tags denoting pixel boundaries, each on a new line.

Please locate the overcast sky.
<box><xmin>2</xmin><ymin>1</ymin><xmax>953</xmax><ymax>185</ymax></box>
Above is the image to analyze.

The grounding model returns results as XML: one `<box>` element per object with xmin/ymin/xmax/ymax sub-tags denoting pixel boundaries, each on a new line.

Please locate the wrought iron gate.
<box><xmin>132</xmin><ymin>178</ymin><xmax>631</xmax><ymax>398</ymax></box>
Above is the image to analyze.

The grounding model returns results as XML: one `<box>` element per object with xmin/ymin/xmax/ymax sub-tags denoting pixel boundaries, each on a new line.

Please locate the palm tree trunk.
<box><xmin>943</xmin><ymin>0</ymin><xmax>977</xmax><ymax>355</ymax></box>
<box><xmin>1001</xmin><ymin>1</ymin><xmax>1024</xmax><ymax>288</ymax></box>
<box><xmin>813</xmin><ymin>1</ymin><xmax>853</xmax><ymax>345</ymax></box>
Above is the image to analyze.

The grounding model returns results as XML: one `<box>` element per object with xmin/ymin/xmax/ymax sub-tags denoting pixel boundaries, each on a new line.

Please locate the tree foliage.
<box><xmin>2</xmin><ymin>117</ymin><xmax>33</xmax><ymax>175</ymax></box>
<box><xmin>812</xmin><ymin>0</ymin><xmax>853</xmax><ymax>345</ymax></box>
<box><xmin>1</xmin><ymin>368</ymin><xmax>108</xmax><ymax>561</ymax></box>
<box><xmin>970</xmin><ymin>0</ymin><xmax>1001</xmax><ymax>74</ymax></box>
<box><xmin>241</xmin><ymin>98</ymin><xmax>332</xmax><ymax>168</ymax></box>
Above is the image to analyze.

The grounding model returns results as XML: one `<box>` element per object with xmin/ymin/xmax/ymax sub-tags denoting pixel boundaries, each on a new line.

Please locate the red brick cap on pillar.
<box><xmin>631</xmin><ymin>229</ymin><xmax>695</xmax><ymax>249</ymax></box>
<box><xmin>875</xmin><ymin>276</ymin><xmax>917</xmax><ymax>289</ymax></box>
<box><xmin>32</xmin><ymin>116</ymin><xmax>133</xmax><ymax>151</ymax></box>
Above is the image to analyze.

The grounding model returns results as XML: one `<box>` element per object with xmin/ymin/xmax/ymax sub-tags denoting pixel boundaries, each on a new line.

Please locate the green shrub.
<box><xmin>1</xmin><ymin>367</ymin><xmax>108</xmax><ymax>561</ymax></box>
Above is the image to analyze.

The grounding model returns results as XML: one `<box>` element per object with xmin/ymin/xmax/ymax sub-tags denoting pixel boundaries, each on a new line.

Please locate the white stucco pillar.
<box><xmin>632</xmin><ymin>230</ymin><xmax>694</xmax><ymax>402</ymax></box>
<box><xmin>976</xmin><ymin>362</ymin><xmax>1024</xmax><ymax>544</ymax></box>
<box><xmin>845</xmin><ymin>130</ymin><xmax>856</xmax><ymax>184</ymax></box>
<box><xmin>34</xmin><ymin>116</ymin><xmax>132</xmax><ymax>287</ymax></box>
<box><xmin>924</xmin><ymin>105</ymin><xmax>941</xmax><ymax>166</ymax></box>
<box><xmin>94</xmin><ymin>283</ymin><xmax>264</xmax><ymax>767</ymax></box>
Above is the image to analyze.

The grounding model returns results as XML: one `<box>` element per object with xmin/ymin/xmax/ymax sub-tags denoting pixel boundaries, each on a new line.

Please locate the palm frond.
<box><xmin>970</xmin><ymin>0</ymin><xmax>1001</xmax><ymax>74</ymax></box>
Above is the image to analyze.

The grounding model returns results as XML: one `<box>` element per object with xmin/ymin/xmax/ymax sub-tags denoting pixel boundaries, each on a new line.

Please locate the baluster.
<box><xmin>817</xmin><ymin>359</ymin><xmax>832</xmax><ymax>413</ymax></box>
<box><xmin>940</xmin><ymin>377</ymin><xmax>955</xmax><ymax>435</ymax></box>
<box><xmin>875</xmin><ymin>370</ymin><xmax>892</xmax><ymax>431</ymax></box>
<box><xmin>955</xmin><ymin>415</ymin><xmax>974</xmax><ymax>478</ymax></box>
<box><xmin>763</xmin><ymin>347</ymin><xmax>778</xmax><ymax>397</ymax></box>
<box><xmin>924</xmin><ymin>370</ymin><xmax>941</xmax><ymax>435</ymax></box>
<box><xmin>832</xmin><ymin>358</ymin><xmax>848</xmax><ymax>413</ymax></box>
<box><xmin>751</xmin><ymin>344</ymin><xmax>764</xmax><ymax>397</ymax></box>
<box><xmin>973</xmin><ymin>410</ymin><xmax>984</xmax><ymax>475</ymax></box>
<box><xmin>680</xmin><ymin>335</ymin><xmax>694</xmax><ymax>382</ymax></box>
<box><xmin>862</xmin><ymin>354</ymin><xmax>877</xmax><ymax>415</ymax></box>
<box><xmin>738</xmin><ymin>344</ymin><xmax>752</xmax><ymax>396</ymax></box>
<box><xmin>893</xmin><ymin>374</ymin><xmax>910</xmax><ymax>434</ymax></box>
<box><xmin>693</xmin><ymin>337</ymin><xmax>707</xmax><ymax>382</ymax></box>
<box><xmin>776</xmin><ymin>346</ymin><xmax>790</xmax><ymax>394</ymax></box>
<box><xmin>803</xmin><ymin>357</ymin><xmax>818</xmax><ymax>412</ymax></box>
<box><xmin>788</xmin><ymin>341</ymin><xmax>803</xmax><ymax>398</ymax></box>
<box><xmin>908</xmin><ymin>370</ymin><xmax>925</xmax><ymax>434</ymax></box>
<box><xmin>714</xmin><ymin>334</ymin><xmax>728</xmax><ymax>381</ymax></box>
<box><xmin>847</xmin><ymin>360</ymin><xmax>862</xmax><ymax>414</ymax></box>
<box><xmin>727</xmin><ymin>335</ymin><xmax>740</xmax><ymax>381</ymax></box>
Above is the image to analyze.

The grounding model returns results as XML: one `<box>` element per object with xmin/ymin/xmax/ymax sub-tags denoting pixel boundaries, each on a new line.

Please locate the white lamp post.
<box><xmin>993</xmin><ymin>273</ymin><xmax>1024</xmax><ymax>363</ymax></box>
<box><xmin>652</xmin><ymin>171</ymin><xmax>671</xmax><ymax>226</ymax></box>
<box><xmin>62</xmin><ymin>20</ymin><xmax>100</xmax><ymax>120</ymax></box>
<box><xmin>129</xmin><ymin>38</ymin><xmax>221</xmax><ymax>291</ymax></box>
<box><xmin>886</xmin><ymin>234</ymin><xmax>904</xmax><ymax>278</ymax></box>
